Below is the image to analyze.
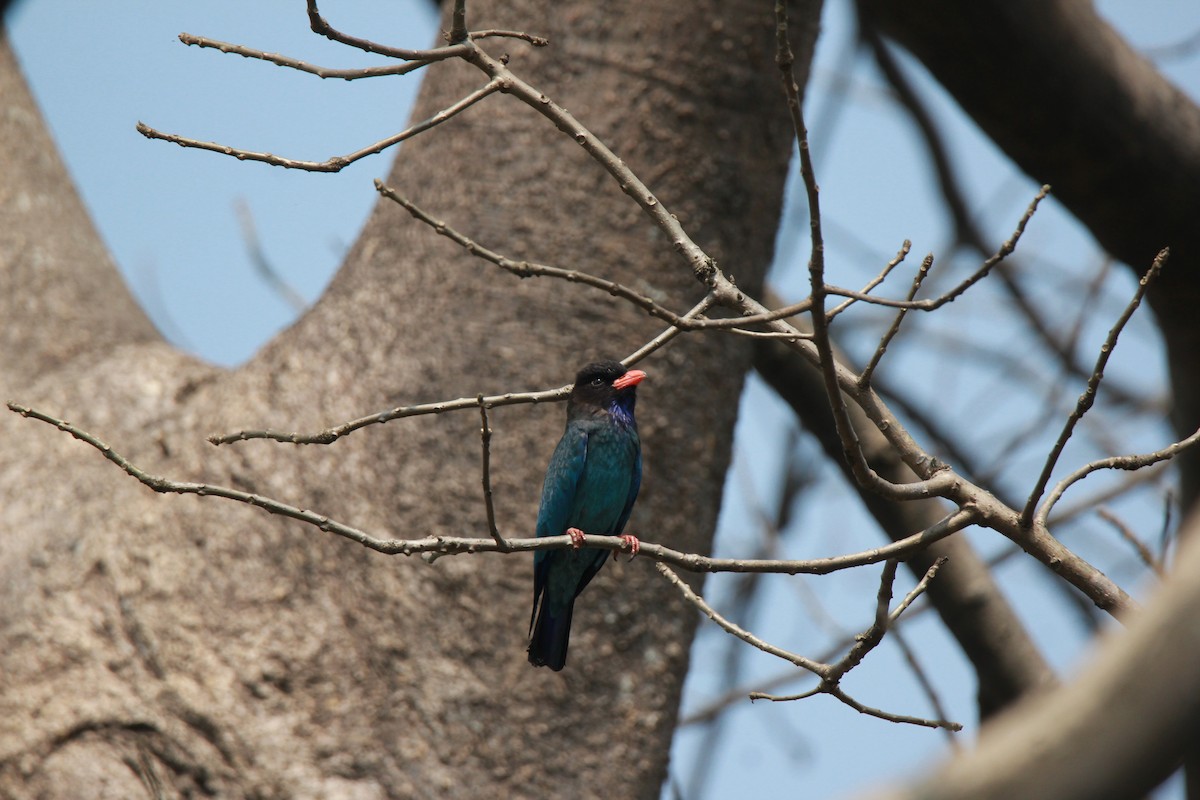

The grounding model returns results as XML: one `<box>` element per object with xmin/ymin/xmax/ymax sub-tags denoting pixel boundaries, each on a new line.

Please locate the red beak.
<box><xmin>613</xmin><ymin>369</ymin><xmax>646</xmax><ymax>390</ymax></box>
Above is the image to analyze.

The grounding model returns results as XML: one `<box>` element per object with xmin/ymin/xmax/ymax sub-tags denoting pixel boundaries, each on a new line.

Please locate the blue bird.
<box><xmin>528</xmin><ymin>360</ymin><xmax>645</xmax><ymax>670</ymax></box>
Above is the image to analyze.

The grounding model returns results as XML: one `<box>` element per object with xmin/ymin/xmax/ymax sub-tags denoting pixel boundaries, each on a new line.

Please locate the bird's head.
<box><xmin>567</xmin><ymin>360</ymin><xmax>646</xmax><ymax>423</ymax></box>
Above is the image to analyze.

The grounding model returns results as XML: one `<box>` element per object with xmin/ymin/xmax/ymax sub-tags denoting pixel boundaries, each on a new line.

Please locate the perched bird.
<box><xmin>528</xmin><ymin>360</ymin><xmax>645</xmax><ymax>671</ymax></box>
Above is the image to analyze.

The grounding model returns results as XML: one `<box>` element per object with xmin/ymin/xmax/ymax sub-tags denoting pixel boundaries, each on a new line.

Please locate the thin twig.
<box><xmin>778</xmin><ymin>0</ymin><xmax>881</xmax><ymax>499</ymax></box>
<box><xmin>623</xmin><ymin>293</ymin><xmax>718</xmax><ymax>363</ymax></box>
<box><xmin>235</xmin><ymin>199</ymin><xmax>307</xmax><ymax>312</ymax></box>
<box><xmin>377</xmin><ymin>181</ymin><xmax>824</xmax><ymax>338</ymax></box>
<box><xmin>678</xmin><ymin>595</ymin><xmax>939</xmax><ymax>727</ymax></box>
<box><xmin>179</xmin><ymin>33</ymin><xmax>433</xmax><ymax>79</ymax></box>
<box><xmin>824</xmin><ymin>187</ymin><xmax>1051</xmax><ymax>314</ymax></box>
<box><xmin>658</xmin><ymin>560</ymin><xmax>960</xmax><ymax>731</ymax></box>
<box><xmin>208</xmin><ymin>386</ymin><xmax>569</xmax><ymax>446</ymax></box>
<box><xmin>457</xmin><ymin>39</ymin><xmax>721</xmax><ymax>289</ymax></box>
<box><xmin>138</xmin><ymin>80</ymin><xmax>502</xmax><ymax>172</ymax></box>
<box><xmin>307</xmin><ymin>0</ymin><xmax>469</xmax><ymax>61</ymax></box>
<box><xmin>374</xmin><ymin>181</ymin><xmax>699</xmax><ymax>326</ymax></box>
<box><xmin>827</xmin><ymin>560</ymin><xmax>900</xmax><ymax>682</ymax></box>
<box><xmin>469</xmin><ymin>29</ymin><xmax>549</xmax><ymax>46</ymax></box>
<box><xmin>1048</xmin><ymin>463</ymin><xmax>1168</xmax><ymax>526</ymax></box>
<box><xmin>477</xmin><ymin>397</ymin><xmax>508</xmax><ymax>549</ymax></box>
<box><xmin>1024</xmin><ymin>249</ymin><xmax>1168</xmax><ymax>526</ymax></box>
<box><xmin>448</xmin><ymin>0</ymin><xmax>468</xmax><ymax>44</ymax></box>
<box><xmin>208</xmin><ymin>292</ymin><xmax>712</xmax><ymax>448</ymax></box>
<box><xmin>726</xmin><ymin>329</ymin><xmax>815</xmax><ymax>341</ymax></box>
<box><xmin>1097</xmin><ymin>507</ymin><xmax>1164</xmax><ymax>577</ymax></box>
<box><xmin>827</xmin><ymin>239</ymin><xmax>911</xmax><ymax>320</ymax></box>
<box><xmin>890</xmin><ymin>626</ymin><xmax>962</xmax><ymax>746</ymax></box>
<box><xmin>859</xmin><ymin>253</ymin><xmax>933</xmax><ymax>387</ymax></box>
<box><xmin>656</xmin><ymin>561</ymin><xmax>825</xmax><ymax>674</ymax></box>
<box><xmin>889</xmin><ymin>557</ymin><xmax>947</xmax><ymax>623</ymax></box>
<box><xmin>825</xmin><ymin>557</ymin><xmax>943</xmax><ymax>683</ymax></box>
<box><xmin>1036</xmin><ymin>423</ymin><xmax>1200</xmax><ymax>528</ymax></box>
<box><xmin>7</xmin><ymin>402</ymin><xmax>977</xmax><ymax>575</ymax></box>
<box><xmin>816</xmin><ymin>682</ymin><xmax>961</xmax><ymax>732</ymax></box>
<box><xmin>862</xmin><ymin>23</ymin><xmax>1150</xmax><ymax>410</ymax></box>
<box><xmin>748</xmin><ymin>687</ymin><xmax>822</xmax><ymax>704</ymax></box>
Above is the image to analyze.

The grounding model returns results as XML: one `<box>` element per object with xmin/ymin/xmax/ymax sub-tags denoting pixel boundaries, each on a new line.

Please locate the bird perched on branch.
<box><xmin>528</xmin><ymin>360</ymin><xmax>645</xmax><ymax>671</ymax></box>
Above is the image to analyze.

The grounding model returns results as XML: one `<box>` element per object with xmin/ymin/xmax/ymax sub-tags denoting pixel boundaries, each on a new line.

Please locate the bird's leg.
<box><xmin>618</xmin><ymin>534</ymin><xmax>640</xmax><ymax>561</ymax></box>
<box><xmin>567</xmin><ymin>527</ymin><xmax>587</xmax><ymax>548</ymax></box>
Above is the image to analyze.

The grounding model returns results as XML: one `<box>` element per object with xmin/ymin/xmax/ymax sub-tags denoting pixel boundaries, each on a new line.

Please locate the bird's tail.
<box><xmin>528</xmin><ymin>598</ymin><xmax>574</xmax><ymax>671</ymax></box>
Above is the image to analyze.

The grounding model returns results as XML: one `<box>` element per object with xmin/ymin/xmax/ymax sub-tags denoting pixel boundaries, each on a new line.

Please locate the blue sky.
<box><xmin>9</xmin><ymin>1</ymin><xmax>1198</xmax><ymax>797</ymax></box>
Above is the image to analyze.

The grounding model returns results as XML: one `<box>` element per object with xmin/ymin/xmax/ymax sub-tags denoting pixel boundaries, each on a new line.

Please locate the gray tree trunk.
<box><xmin>0</xmin><ymin>2</ymin><xmax>814</xmax><ymax>797</ymax></box>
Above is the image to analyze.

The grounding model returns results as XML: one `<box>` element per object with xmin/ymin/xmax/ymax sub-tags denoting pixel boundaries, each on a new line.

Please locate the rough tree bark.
<box><xmin>0</xmin><ymin>2</ymin><xmax>815</xmax><ymax>797</ymax></box>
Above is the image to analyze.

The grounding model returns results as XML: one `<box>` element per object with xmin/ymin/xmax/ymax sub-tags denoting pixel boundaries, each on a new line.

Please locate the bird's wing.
<box><xmin>614</xmin><ymin>440</ymin><xmax>642</xmax><ymax>534</ymax></box>
<box><xmin>533</xmin><ymin>424</ymin><xmax>588</xmax><ymax>584</ymax></box>
<box><xmin>536</xmin><ymin>425</ymin><xmax>588</xmax><ymax>538</ymax></box>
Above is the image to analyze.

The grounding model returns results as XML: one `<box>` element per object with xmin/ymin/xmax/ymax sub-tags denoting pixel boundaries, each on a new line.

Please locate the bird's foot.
<box><xmin>618</xmin><ymin>534</ymin><xmax>641</xmax><ymax>561</ymax></box>
<box><xmin>567</xmin><ymin>527</ymin><xmax>586</xmax><ymax>549</ymax></box>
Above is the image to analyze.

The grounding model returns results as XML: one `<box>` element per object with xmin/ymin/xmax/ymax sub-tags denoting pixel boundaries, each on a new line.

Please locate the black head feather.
<box><xmin>567</xmin><ymin>360</ymin><xmax>644</xmax><ymax>420</ymax></box>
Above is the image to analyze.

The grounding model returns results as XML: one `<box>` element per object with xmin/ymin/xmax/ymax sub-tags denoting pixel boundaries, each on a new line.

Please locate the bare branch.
<box><xmin>448</xmin><ymin>0</ymin><xmax>468</xmax><ymax>44</ymax></box>
<box><xmin>863</xmin><ymin>507</ymin><xmax>1200</xmax><ymax>800</ymax></box>
<box><xmin>776</xmin><ymin>0</ymin><xmax>856</xmax><ymax>490</ymax></box>
<box><xmin>655</xmin><ymin>561</ymin><xmax>825</xmax><ymax>675</ymax></box>
<box><xmin>208</xmin><ymin>288</ymin><xmax>714</xmax><ymax>448</ymax></box>
<box><xmin>817</xmin><ymin>682</ymin><xmax>961</xmax><ymax>732</ymax></box>
<box><xmin>468</xmin><ymin>30</ymin><xmax>550</xmax><ymax>47</ymax></box>
<box><xmin>137</xmin><ymin>79</ymin><xmax>502</xmax><ymax>172</ymax></box>
<box><xmin>306</xmin><ymin>0</ymin><xmax>469</xmax><ymax>61</ymax></box>
<box><xmin>374</xmin><ymin>181</ymin><xmax>699</xmax><ymax>326</ymax></box>
<box><xmin>827</xmin><ymin>239</ymin><xmax>911</xmax><ymax>320</ymax></box>
<box><xmin>828</xmin><ymin>557</ymin><xmax>944</xmax><ymax>683</ymax></box>
<box><xmin>477</xmin><ymin>397</ymin><xmax>508</xmax><ymax>550</ymax></box>
<box><xmin>891</xmin><ymin>626</ymin><xmax>962</xmax><ymax>747</ymax></box>
<box><xmin>7</xmin><ymin>403</ymin><xmax>977</xmax><ymax>576</ymax></box>
<box><xmin>235</xmin><ymin>198</ymin><xmax>307</xmax><ymax>312</ymax></box>
<box><xmin>623</xmin><ymin>293</ymin><xmax>719</xmax><ymax>363</ymax></box>
<box><xmin>859</xmin><ymin>253</ymin><xmax>933</xmax><ymax>387</ymax></box>
<box><xmin>179</xmin><ymin>33</ymin><xmax>434</xmax><ymax>80</ymax></box>
<box><xmin>821</xmin><ymin>187</ymin><xmax>1050</xmax><ymax>314</ymax></box>
<box><xmin>659</xmin><ymin>559</ymin><xmax>960</xmax><ymax>731</ymax></box>
<box><xmin>1096</xmin><ymin>507</ymin><xmax>1165</xmax><ymax>577</ymax></box>
<box><xmin>725</xmin><ymin>329</ymin><xmax>814</xmax><ymax>341</ymax></box>
<box><xmin>1024</xmin><ymin>248</ymin><xmax>1168</xmax><ymax>526</ymax></box>
<box><xmin>457</xmin><ymin>43</ymin><xmax>724</xmax><ymax>292</ymax></box>
<box><xmin>776</xmin><ymin>0</ymin><xmax>950</xmax><ymax>504</ymax></box>
<box><xmin>1036</xmin><ymin>422</ymin><xmax>1200</xmax><ymax>528</ymax></box>
<box><xmin>889</xmin><ymin>557</ymin><xmax>946</xmax><ymax>623</ymax></box>
<box><xmin>1048</xmin><ymin>463</ymin><xmax>1168</xmax><ymax>526</ymax></box>
<box><xmin>826</xmin><ymin>560</ymin><xmax>900</xmax><ymax>682</ymax></box>
<box><xmin>208</xmin><ymin>385</ymin><xmax>569</xmax><ymax>446</ymax></box>
<box><xmin>140</xmin><ymin>0</ymin><xmax>1139</xmax><ymax>625</ymax></box>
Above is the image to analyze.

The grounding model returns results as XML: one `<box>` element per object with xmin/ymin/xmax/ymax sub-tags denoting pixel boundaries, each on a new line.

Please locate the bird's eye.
<box><xmin>590</xmin><ymin>377</ymin><xmax>604</xmax><ymax>387</ymax></box>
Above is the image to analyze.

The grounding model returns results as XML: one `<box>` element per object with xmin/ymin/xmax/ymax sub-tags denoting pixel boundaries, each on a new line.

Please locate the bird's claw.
<box><xmin>618</xmin><ymin>534</ymin><xmax>640</xmax><ymax>561</ymax></box>
<box><xmin>567</xmin><ymin>528</ymin><xmax>586</xmax><ymax>549</ymax></box>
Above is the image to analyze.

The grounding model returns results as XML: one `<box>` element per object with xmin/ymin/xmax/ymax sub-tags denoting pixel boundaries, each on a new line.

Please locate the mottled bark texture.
<box><xmin>0</xmin><ymin>2</ymin><xmax>814</xmax><ymax>797</ymax></box>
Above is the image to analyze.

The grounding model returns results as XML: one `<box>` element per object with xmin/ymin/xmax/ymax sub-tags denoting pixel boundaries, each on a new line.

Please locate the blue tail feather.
<box><xmin>528</xmin><ymin>598</ymin><xmax>574</xmax><ymax>671</ymax></box>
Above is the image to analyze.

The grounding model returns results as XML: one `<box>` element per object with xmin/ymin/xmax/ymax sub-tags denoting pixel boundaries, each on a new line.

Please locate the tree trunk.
<box><xmin>0</xmin><ymin>2</ymin><xmax>814</xmax><ymax>797</ymax></box>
